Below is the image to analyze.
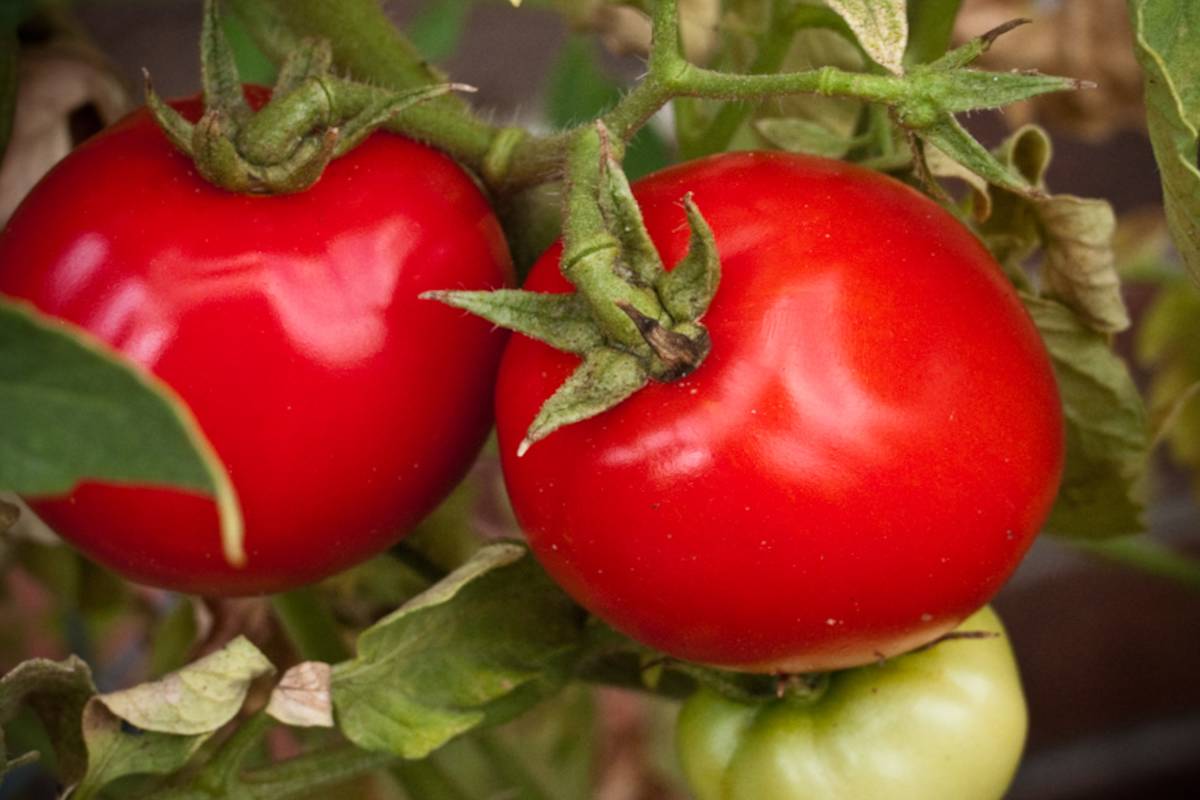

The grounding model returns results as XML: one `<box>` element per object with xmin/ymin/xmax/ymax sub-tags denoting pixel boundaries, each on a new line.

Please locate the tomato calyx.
<box><xmin>426</xmin><ymin>124</ymin><xmax>722</xmax><ymax>455</ymax></box>
<box><xmin>144</xmin><ymin>0</ymin><xmax>470</xmax><ymax>195</ymax></box>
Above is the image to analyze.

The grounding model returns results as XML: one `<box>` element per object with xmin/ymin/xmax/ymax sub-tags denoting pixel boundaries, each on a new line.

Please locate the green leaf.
<box><xmin>407</xmin><ymin>0</ymin><xmax>472</xmax><ymax>63</ymax></box>
<box><xmin>0</xmin><ymin>656</ymin><xmax>97</xmax><ymax>785</ymax></box>
<box><xmin>753</xmin><ymin>117</ymin><xmax>860</xmax><ymax>158</ymax></box>
<box><xmin>423</xmin><ymin>289</ymin><xmax>603</xmax><ymax>354</ymax></box>
<box><xmin>71</xmin><ymin>701</ymin><xmax>212</xmax><ymax>800</ymax></box>
<box><xmin>332</xmin><ymin>543</ymin><xmax>585</xmax><ymax>759</ymax></box>
<box><xmin>1129</xmin><ymin>0</ymin><xmax>1200</xmax><ymax>283</ymax></box>
<box><xmin>959</xmin><ymin>126</ymin><xmax>1129</xmax><ymax>333</ymax></box>
<box><xmin>96</xmin><ymin>637</ymin><xmax>274</xmax><ymax>736</ymax></box>
<box><xmin>0</xmin><ymin>299</ymin><xmax>245</xmax><ymax>566</ymax></box>
<box><xmin>266</xmin><ymin>662</ymin><xmax>333</xmax><ymax>728</ymax></box>
<box><xmin>1038</xmin><ymin>195</ymin><xmax>1129</xmax><ymax>334</ymax></box>
<box><xmin>824</xmin><ymin>0</ymin><xmax>909</xmax><ymax>74</ymax></box>
<box><xmin>1024</xmin><ymin>295</ymin><xmax>1149</xmax><ymax>538</ymax></box>
<box><xmin>522</xmin><ymin>348</ymin><xmax>647</xmax><ymax>455</ymax></box>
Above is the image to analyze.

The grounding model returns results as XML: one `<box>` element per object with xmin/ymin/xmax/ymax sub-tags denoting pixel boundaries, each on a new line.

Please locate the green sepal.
<box><xmin>200</xmin><ymin>0</ymin><xmax>252</xmax><ymax>124</ymax></box>
<box><xmin>925</xmin><ymin>18</ymin><xmax>1029</xmax><ymax>72</ymax></box>
<box><xmin>332</xmin><ymin>83</ymin><xmax>470</xmax><ymax>158</ymax></box>
<box><xmin>563</xmin><ymin>237</ymin><xmax>663</xmax><ymax>354</ymax></box>
<box><xmin>427</xmin><ymin>127</ymin><xmax>722</xmax><ymax>453</ymax></box>
<box><xmin>520</xmin><ymin>348</ymin><xmax>648</xmax><ymax>456</ymax></box>
<box><xmin>143</xmin><ymin>1</ymin><xmax>467</xmax><ymax>195</ymax></box>
<box><xmin>911</xmin><ymin>67</ymin><xmax>1088</xmax><ymax>116</ymax></box>
<box><xmin>918</xmin><ymin>116</ymin><xmax>1035</xmax><ymax>196</ymax></box>
<box><xmin>143</xmin><ymin>74</ymin><xmax>196</xmax><ymax>154</ymax></box>
<box><xmin>599</xmin><ymin>155</ymin><xmax>664</xmax><ymax>286</ymax></box>
<box><xmin>191</xmin><ymin>110</ymin><xmax>254</xmax><ymax>188</ymax></box>
<box><xmin>658</xmin><ymin>194</ymin><xmax>721</xmax><ymax>323</ymax></box>
<box><xmin>422</xmin><ymin>289</ymin><xmax>603</xmax><ymax>354</ymax></box>
<box><xmin>273</xmin><ymin>36</ymin><xmax>333</xmax><ymax>96</ymax></box>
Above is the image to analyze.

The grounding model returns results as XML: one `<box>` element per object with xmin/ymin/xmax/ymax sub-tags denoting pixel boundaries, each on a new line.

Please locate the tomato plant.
<box><xmin>498</xmin><ymin>151</ymin><xmax>1064</xmax><ymax>671</ymax></box>
<box><xmin>0</xmin><ymin>1</ymin><xmax>1189</xmax><ymax>798</ymax></box>
<box><xmin>0</xmin><ymin>93</ymin><xmax>511</xmax><ymax>594</ymax></box>
<box><xmin>676</xmin><ymin>606</ymin><xmax>1027</xmax><ymax>800</ymax></box>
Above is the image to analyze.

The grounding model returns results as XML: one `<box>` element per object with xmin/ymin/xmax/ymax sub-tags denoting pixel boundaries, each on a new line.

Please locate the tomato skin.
<box><xmin>0</xmin><ymin>94</ymin><xmax>511</xmax><ymax>595</ymax></box>
<box><xmin>676</xmin><ymin>607</ymin><xmax>1028</xmax><ymax>800</ymax></box>
<box><xmin>497</xmin><ymin>152</ymin><xmax>1063</xmax><ymax>671</ymax></box>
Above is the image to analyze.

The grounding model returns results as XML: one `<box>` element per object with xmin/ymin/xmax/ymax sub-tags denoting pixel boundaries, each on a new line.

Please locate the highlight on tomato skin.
<box><xmin>0</xmin><ymin>94</ymin><xmax>513</xmax><ymax>596</ymax></box>
<box><xmin>497</xmin><ymin>151</ymin><xmax>1065</xmax><ymax>673</ymax></box>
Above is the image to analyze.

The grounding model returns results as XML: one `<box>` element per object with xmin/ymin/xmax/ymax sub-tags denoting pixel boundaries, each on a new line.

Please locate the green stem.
<box><xmin>471</xmin><ymin>730</ymin><xmax>553</xmax><ymax>800</ymax></box>
<box><xmin>151</xmin><ymin>742</ymin><xmax>394</xmax><ymax>800</ymax></box>
<box><xmin>270</xmin><ymin>587</ymin><xmax>350</xmax><ymax>663</ymax></box>
<box><xmin>240</xmin><ymin>743</ymin><xmax>395</xmax><ymax>800</ymax></box>
<box><xmin>1074</xmin><ymin>536</ymin><xmax>1200</xmax><ymax>592</ymax></box>
<box><xmin>677</xmin><ymin>63</ymin><xmax>901</xmax><ymax>106</ymax></box>
<box><xmin>390</xmin><ymin>758</ymin><xmax>472</xmax><ymax>800</ymax></box>
<box><xmin>194</xmin><ymin>712</ymin><xmax>274</xmax><ymax>795</ymax></box>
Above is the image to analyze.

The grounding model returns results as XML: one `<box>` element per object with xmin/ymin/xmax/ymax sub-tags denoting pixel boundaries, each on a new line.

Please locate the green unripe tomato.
<box><xmin>676</xmin><ymin>606</ymin><xmax>1027</xmax><ymax>800</ymax></box>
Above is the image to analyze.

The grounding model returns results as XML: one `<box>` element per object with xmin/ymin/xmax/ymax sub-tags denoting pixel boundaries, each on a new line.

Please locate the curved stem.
<box><xmin>270</xmin><ymin>586</ymin><xmax>350</xmax><ymax>664</ymax></box>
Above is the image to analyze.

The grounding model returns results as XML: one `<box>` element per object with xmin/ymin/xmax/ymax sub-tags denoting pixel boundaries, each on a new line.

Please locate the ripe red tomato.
<box><xmin>0</xmin><ymin>94</ymin><xmax>511</xmax><ymax>595</ymax></box>
<box><xmin>497</xmin><ymin>152</ymin><xmax>1063</xmax><ymax>672</ymax></box>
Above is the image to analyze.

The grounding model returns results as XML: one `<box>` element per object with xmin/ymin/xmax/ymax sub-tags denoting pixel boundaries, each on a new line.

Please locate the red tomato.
<box><xmin>497</xmin><ymin>152</ymin><xmax>1063</xmax><ymax>672</ymax></box>
<box><xmin>0</xmin><ymin>94</ymin><xmax>511</xmax><ymax>595</ymax></box>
